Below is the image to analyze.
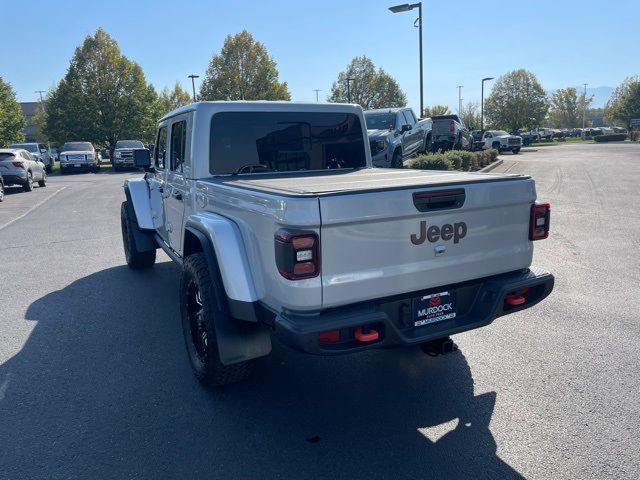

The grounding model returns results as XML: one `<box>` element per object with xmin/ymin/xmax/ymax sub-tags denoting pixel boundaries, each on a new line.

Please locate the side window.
<box><xmin>404</xmin><ymin>110</ymin><xmax>417</xmax><ymax>125</ymax></box>
<box><xmin>155</xmin><ymin>126</ymin><xmax>167</xmax><ymax>169</ymax></box>
<box><xmin>170</xmin><ymin>120</ymin><xmax>187</xmax><ymax>172</ymax></box>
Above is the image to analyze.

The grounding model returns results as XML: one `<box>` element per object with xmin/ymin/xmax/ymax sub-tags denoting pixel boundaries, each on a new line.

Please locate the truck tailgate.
<box><xmin>319</xmin><ymin>177</ymin><xmax>537</xmax><ymax>308</ymax></box>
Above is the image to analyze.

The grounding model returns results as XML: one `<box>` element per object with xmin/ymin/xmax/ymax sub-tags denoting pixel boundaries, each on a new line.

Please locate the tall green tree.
<box><xmin>484</xmin><ymin>69</ymin><xmax>548</xmax><ymax>131</ymax></box>
<box><xmin>156</xmin><ymin>82</ymin><xmax>192</xmax><ymax>116</ymax></box>
<box><xmin>328</xmin><ymin>56</ymin><xmax>406</xmax><ymax>109</ymax></box>
<box><xmin>200</xmin><ymin>30</ymin><xmax>290</xmax><ymax>101</ymax></box>
<box><xmin>604</xmin><ymin>76</ymin><xmax>640</xmax><ymax>127</ymax></box>
<box><xmin>459</xmin><ymin>102</ymin><xmax>481</xmax><ymax>129</ymax></box>
<box><xmin>549</xmin><ymin>87</ymin><xmax>592</xmax><ymax>128</ymax></box>
<box><xmin>423</xmin><ymin>105</ymin><xmax>451</xmax><ymax>117</ymax></box>
<box><xmin>0</xmin><ymin>76</ymin><xmax>26</xmax><ymax>147</ymax></box>
<box><xmin>44</xmin><ymin>28</ymin><xmax>158</xmax><ymax>152</ymax></box>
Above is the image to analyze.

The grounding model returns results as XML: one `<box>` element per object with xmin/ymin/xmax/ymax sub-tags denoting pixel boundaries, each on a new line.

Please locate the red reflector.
<box><xmin>354</xmin><ymin>327</ymin><xmax>379</xmax><ymax>342</ymax></box>
<box><xmin>318</xmin><ymin>330</ymin><xmax>341</xmax><ymax>343</ymax></box>
<box><xmin>505</xmin><ymin>294</ymin><xmax>526</xmax><ymax>306</ymax></box>
<box><xmin>12</xmin><ymin>161</ymin><xmax>24</xmax><ymax>168</ymax></box>
<box><xmin>293</xmin><ymin>262</ymin><xmax>315</xmax><ymax>276</ymax></box>
<box><xmin>292</xmin><ymin>236</ymin><xmax>315</xmax><ymax>249</ymax></box>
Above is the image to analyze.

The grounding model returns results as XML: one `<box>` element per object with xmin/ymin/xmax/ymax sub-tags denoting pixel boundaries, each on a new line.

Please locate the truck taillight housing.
<box><xmin>275</xmin><ymin>229</ymin><xmax>320</xmax><ymax>280</ymax></box>
<box><xmin>530</xmin><ymin>202</ymin><xmax>551</xmax><ymax>240</ymax></box>
<box><xmin>12</xmin><ymin>161</ymin><xmax>24</xmax><ymax>168</ymax></box>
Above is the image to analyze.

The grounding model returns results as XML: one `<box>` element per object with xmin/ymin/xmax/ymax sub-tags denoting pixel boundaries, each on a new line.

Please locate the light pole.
<box><xmin>35</xmin><ymin>90</ymin><xmax>46</xmax><ymax>112</ymax></box>
<box><xmin>313</xmin><ymin>89</ymin><xmax>322</xmax><ymax>102</ymax></box>
<box><xmin>582</xmin><ymin>83</ymin><xmax>588</xmax><ymax>129</ymax></box>
<box><xmin>188</xmin><ymin>74</ymin><xmax>199</xmax><ymax>102</ymax></box>
<box><xmin>457</xmin><ymin>85</ymin><xmax>463</xmax><ymax>114</ymax></box>
<box><xmin>346</xmin><ymin>78</ymin><xmax>355</xmax><ymax>103</ymax></box>
<box><xmin>481</xmin><ymin>77</ymin><xmax>494</xmax><ymax>131</ymax></box>
<box><xmin>389</xmin><ymin>3</ymin><xmax>423</xmax><ymax>115</ymax></box>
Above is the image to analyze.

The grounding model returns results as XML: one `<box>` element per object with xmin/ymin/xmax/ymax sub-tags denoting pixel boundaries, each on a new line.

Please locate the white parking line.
<box><xmin>0</xmin><ymin>186</ymin><xmax>67</xmax><ymax>232</ymax></box>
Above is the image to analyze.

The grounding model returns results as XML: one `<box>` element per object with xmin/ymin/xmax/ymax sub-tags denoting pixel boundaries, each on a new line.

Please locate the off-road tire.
<box><xmin>45</xmin><ymin>165</ymin><xmax>52</xmax><ymax>173</ymax></box>
<box><xmin>23</xmin><ymin>172</ymin><xmax>33</xmax><ymax>192</ymax></box>
<box><xmin>38</xmin><ymin>171</ymin><xmax>47</xmax><ymax>187</ymax></box>
<box><xmin>180</xmin><ymin>253</ymin><xmax>254</xmax><ymax>387</ymax></box>
<box><xmin>391</xmin><ymin>150</ymin><xmax>403</xmax><ymax>168</ymax></box>
<box><xmin>120</xmin><ymin>201</ymin><xmax>156</xmax><ymax>269</ymax></box>
<box><xmin>492</xmin><ymin>142</ymin><xmax>502</xmax><ymax>154</ymax></box>
<box><xmin>512</xmin><ymin>147</ymin><xmax>520</xmax><ymax>154</ymax></box>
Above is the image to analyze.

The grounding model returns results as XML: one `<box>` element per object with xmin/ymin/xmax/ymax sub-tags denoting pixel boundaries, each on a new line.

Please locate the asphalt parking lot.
<box><xmin>1</xmin><ymin>143</ymin><xmax>639</xmax><ymax>479</ymax></box>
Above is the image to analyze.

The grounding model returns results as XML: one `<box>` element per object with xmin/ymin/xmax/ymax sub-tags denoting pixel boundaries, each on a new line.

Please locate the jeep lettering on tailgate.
<box><xmin>411</xmin><ymin>221</ymin><xmax>467</xmax><ymax>245</ymax></box>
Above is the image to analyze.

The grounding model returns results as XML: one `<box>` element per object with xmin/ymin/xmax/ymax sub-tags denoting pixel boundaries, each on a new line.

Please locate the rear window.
<box><xmin>61</xmin><ymin>142</ymin><xmax>93</xmax><ymax>152</ymax></box>
<box><xmin>0</xmin><ymin>152</ymin><xmax>16</xmax><ymax>160</ymax></box>
<box><xmin>115</xmin><ymin>140</ymin><xmax>144</xmax><ymax>149</ymax></box>
<box><xmin>209</xmin><ymin>111</ymin><xmax>366</xmax><ymax>175</ymax></box>
<box><xmin>10</xmin><ymin>143</ymin><xmax>38</xmax><ymax>152</ymax></box>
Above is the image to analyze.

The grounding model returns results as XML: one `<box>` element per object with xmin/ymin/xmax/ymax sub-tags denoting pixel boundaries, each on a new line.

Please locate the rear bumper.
<box><xmin>275</xmin><ymin>267</ymin><xmax>554</xmax><ymax>355</ymax></box>
<box><xmin>1</xmin><ymin>172</ymin><xmax>27</xmax><ymax>185</ymax></box>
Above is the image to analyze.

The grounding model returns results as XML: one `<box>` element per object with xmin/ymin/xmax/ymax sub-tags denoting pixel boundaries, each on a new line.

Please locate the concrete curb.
<box><xmin>479</xmin><ymin>159</ymin><xmax>504</xmax><ymax>173</ymax></box>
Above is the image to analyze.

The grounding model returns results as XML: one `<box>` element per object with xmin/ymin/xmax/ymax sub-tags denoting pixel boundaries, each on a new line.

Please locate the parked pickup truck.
<box><xmin>479</xmin><ymin>130</ymin><xmax>522</xmax><ymax>154</ymax></box>
<box><xmin>364</xmin><ymin>107</ymin><xmax>432</xmax><ymax>168</ymax></box>
<box><xmin>113</xmin><ymin>139</ymin><xmax>145</xmax><ymax>171</ymax></box>
<box><xmin>431</xmin><ymin>115</ymin><xmax>473</xmax><ymax>152</ymax></box>
<box><xmin>121</xmin><ymin>101</ymin><xmax>554</xmax><ymax>387</ymax></box>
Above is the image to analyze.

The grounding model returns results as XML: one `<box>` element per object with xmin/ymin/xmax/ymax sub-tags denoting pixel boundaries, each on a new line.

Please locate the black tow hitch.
<box><xmin>420</xmin><ymin>337</ymin><xmax>458</xmax><ymax>357</ymax></box>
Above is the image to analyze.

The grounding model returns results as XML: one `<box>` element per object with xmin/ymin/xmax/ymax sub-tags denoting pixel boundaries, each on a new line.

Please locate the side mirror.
<box><xmin>133</xmin><ymin>148</ymin><xmax>151</xmax><ymax>167</ymax></box>
<box><xmin>400</xmin><ymin>124</ymin><xmax>412</xmax><ymax>133</ymax></box>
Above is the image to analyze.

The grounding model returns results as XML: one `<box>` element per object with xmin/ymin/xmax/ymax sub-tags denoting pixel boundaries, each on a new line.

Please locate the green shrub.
<box><xmin>445</xmin><ymin>151</ymin><xmax>463</xmax><ymax>170</ymax></box>
<box><xmin>459</xmin><ymin>151</ymin><xmax>473</xmax><ymax>171</ymax></box>
<box><xmin>409</xmin><ymin>153</ymin><xmax>453</xmax><ymax>170</ymax></box>
<box><xmin>593</xmin><ymin>133</ymin><xmax>628</xmax><ymax>142</ymax></box>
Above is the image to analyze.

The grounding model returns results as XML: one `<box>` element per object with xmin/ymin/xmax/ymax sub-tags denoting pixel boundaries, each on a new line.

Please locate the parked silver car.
<box><xmin>59</xmin><ymin>142</ymin><xmax>99</xmax><ymax>174</ymax></box>
<box><xmin>0</xmin><ymin>148</ymin><xmax>47</xmax><ymax>191</ymax></box>
<box><xmin>9</xmin><ymin>142</ymin><xmax>53</xmax><ymax>173</ymax></box>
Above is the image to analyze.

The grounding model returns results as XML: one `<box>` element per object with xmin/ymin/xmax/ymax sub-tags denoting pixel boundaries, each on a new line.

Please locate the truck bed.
<box><xmin>211</xmin><ymin>168</ymin><xmax>528</xmax><ymax>197</ymax></box>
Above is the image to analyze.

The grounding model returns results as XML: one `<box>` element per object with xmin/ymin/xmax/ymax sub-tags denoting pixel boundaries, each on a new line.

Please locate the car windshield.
<box><xmin>210</xmin><ymin>111</ymin><xmax>367</xmax><ymax>175</ymax></box>
<box><xmin>490</xmin><ymin>131</ymin><xmax>509</xmax><ymax>136</ymax></box>
<box><xmin>61</xmin><ymin>142</ymin><xmax>93</xmax><ymax>151</ymax></box>
<box><xmin>364</xmin><ymin>112</ymin><xmax>396</xmax><ymax>130</ymax></box>
<box><xmin>10</xmin><ymin>143</ymin><xmax>39</xmax><ymax>152</ymax></box>
<box><xmin>115</xmin><ymin>140</ymin><xmax>144</xmax><ymax>149</ymax></box>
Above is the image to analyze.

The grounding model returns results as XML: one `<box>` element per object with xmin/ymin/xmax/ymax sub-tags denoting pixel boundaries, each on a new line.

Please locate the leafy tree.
<box><xmin>585</xmin><ymin>108</ymin><xmax>606</xmax><ymax>127</ymax></box>
<box><xmin>200</xmin><ymin>30</ymin><xmax>290</xmax><ymax>101</ymax></box>
<box><xmin>549</xmin><ymin>87</ymin><xmax>592</xmax><ymax>128</ymax></box>
<box><xmin>459</xmin><ymin>102</ymin><xmax>481</xmax><ymax>129</ymax></box>
<box><xmin>0</xmin><ymin>76</ymin><xmax>26</xmax><ymax>147</ymax></box>
<box><xmin>484</xmin><ymin>69</ymin><xmax>548</xmax><ymax>131</ymax></box>
<box><xmin>157</xmin><ymin>82</ymin><xmax>192</xmax><ymax>116</ymax></box>
<box><xmin>328</xmin><ymin>56</ymin><xmax>406</xmax><ymax>109</ymax></box>
<box><xmin>604</xmin><ymin>76</ymin><xmax>640</xmax><ymax>127</ymax></box>
<box><xmin>423</xmin><ymin>105</ymin><xmax>451</xmax><ymax>117</ymax></box>
<box><xmin>44</xmin><ymin>28</ymin><xmax>158</xmax><ymax>153</ymax></box>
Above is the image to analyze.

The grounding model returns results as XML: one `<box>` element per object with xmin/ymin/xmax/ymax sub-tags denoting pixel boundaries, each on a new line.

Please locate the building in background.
<box><xmin>20</xmin><ymin>102</ymin><xmax>39</xmax><ymax>142</ymax></box>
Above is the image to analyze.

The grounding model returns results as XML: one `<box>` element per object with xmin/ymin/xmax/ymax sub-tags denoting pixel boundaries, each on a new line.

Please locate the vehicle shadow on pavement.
<box><xmin>1</xmin><ymin>262</ymin><xmax>522</xmax><ymax>479</ymax></box>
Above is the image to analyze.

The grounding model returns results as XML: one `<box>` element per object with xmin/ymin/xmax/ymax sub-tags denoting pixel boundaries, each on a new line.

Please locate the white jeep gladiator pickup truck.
<box><xmin>121</xmin><ymin>101</ymin><xmax>554</xmax><ymax>387</ymax></box>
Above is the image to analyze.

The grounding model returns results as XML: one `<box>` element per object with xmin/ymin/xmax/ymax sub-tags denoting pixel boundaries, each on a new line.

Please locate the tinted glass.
<box><xmin>61</xmin><ymin>142</ymin><xmax>93</xmax><ymax>151</ymax></box>
<box><xmin>155</xmin><ymin>126</ymin><xmax>167</xmax><ymax>169</ymax></box>
<box><xmin>402</xmin><ymin>111</ymin><xmax>414</xmax><ymax>126</ymax></box>
<box><xmin>170</xmin><ymin>121</ymin><xmax>187</xmax><ymax>172</ymax></box>
<box><xmin>404</xmin><ymin>110</ymin><xmax>416</xmax><ymax>124</ymax></box>
<box><xmin>10</xmin><ymin>143</ymin><xmax>39</xmax><ymax>152</ymax></box>
<box><xmin>0</xmin><ymin>152</ymin><xmax>16</xmax><ymax>160</ymax></box>
<box><xmin>115</xmin><ymin>140</ymin><xmax>144</xmax><ymax>149</ymax></box>
<box><xmin>210</xmin><ymin>112</ymin><xmax>366</xmax><ymax>175</ymax></box>
<box><xmin>364</xmin><ymin>112</ymin><xmax>396</xmax><ymax>130</ymax></box>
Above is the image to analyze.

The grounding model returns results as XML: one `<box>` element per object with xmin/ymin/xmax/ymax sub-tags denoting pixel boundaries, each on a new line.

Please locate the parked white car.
<box><xmin>479</xmin><ymin>130</ymin><xmax>522</xmax><ymax>154</ymax></box>
<box><xmin>0</xmin><ymin>148</ymin><xmax>47</xmax><ymax>191</ymax></box>
<box><xmin>59</xmin><ymin>142</ymin><xmax>99</xmax><ymax>174</ymax></box>
<box><xmin>9</xmin><ymin>142</ymin><xmax>53</xmax><ymax>173</ymax></box>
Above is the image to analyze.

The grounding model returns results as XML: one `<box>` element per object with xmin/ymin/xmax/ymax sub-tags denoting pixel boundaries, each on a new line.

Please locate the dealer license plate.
<box><xmin>413</xmin><ymin>291</ymin><xmax>457</xmax><ymax>327</ymax></box>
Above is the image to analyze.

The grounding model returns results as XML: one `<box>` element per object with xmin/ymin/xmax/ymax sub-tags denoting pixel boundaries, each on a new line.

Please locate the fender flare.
<box><xmin>123</xmin><ymin>178</ymin><xmax>155</xmax><ymax>229</ymax></box>
<box><xmin>183</xmin><ymin>222</ymin><xmax>271</xmax><ymax>365</ymax></box>
<box><xmin>123</xmin><ymin>184</ymin><xmax>157</xmax><ymax>253</ymax></box>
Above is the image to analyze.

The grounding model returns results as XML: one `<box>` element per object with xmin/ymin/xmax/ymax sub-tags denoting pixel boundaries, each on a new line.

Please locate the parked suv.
<box><xmin>121</xmin><ymin>101</ymin><xmax>554</xmax><ymax>387</ymax></box>
<box><xmin>479</xmin><ymin>130</ymin><xmax>522</xmax><ymax>154</ymax></box>
<box><xmin>9</xmin><ymin>143</ymin><xmax>53</xmax><ymax>173</ymax></box>
<box><xmin>113</xmin><ymin>140</ymin><xmax>145</xmax><ymax>171</ymax></box>
<box><xmin>59</xmin><ymin>142</ymin><xmax>99</xmax><ymax>174</ymax></box>
<box><xmin>0</xmin><ymin>148</ymin><xmax>47</xmax><ymax>191</ymax></box>
<box><xmin>365</xmin><ymin>108</ymin><xmax>432</xmax><ymax>168</ymax></box>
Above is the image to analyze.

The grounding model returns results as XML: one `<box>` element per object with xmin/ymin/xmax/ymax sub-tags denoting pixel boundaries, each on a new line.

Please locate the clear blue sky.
<box><xmin>2</xmin><ymin>0</ymin><xmax>638</xmax><ymax>112</ymax></box>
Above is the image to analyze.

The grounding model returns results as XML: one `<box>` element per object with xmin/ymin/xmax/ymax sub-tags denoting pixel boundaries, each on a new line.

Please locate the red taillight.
<box><xmin>449</xmin><ymin>120</ymin><xmax>455</xmax><ymax>133</ymax></box>
<box><xmin>275</xmin><ymin>229</ymin><xmax>320</xmax><ymax>280</ymax></box>
<box><xmin>530</xmin><ymin>202</ymin><xmax>551</xmax><ymax>240</ymax></box>
<box><xmin>12</xmin><ymin>161</ymin><xmax>24</xmax><ymax>168</ymax></box>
